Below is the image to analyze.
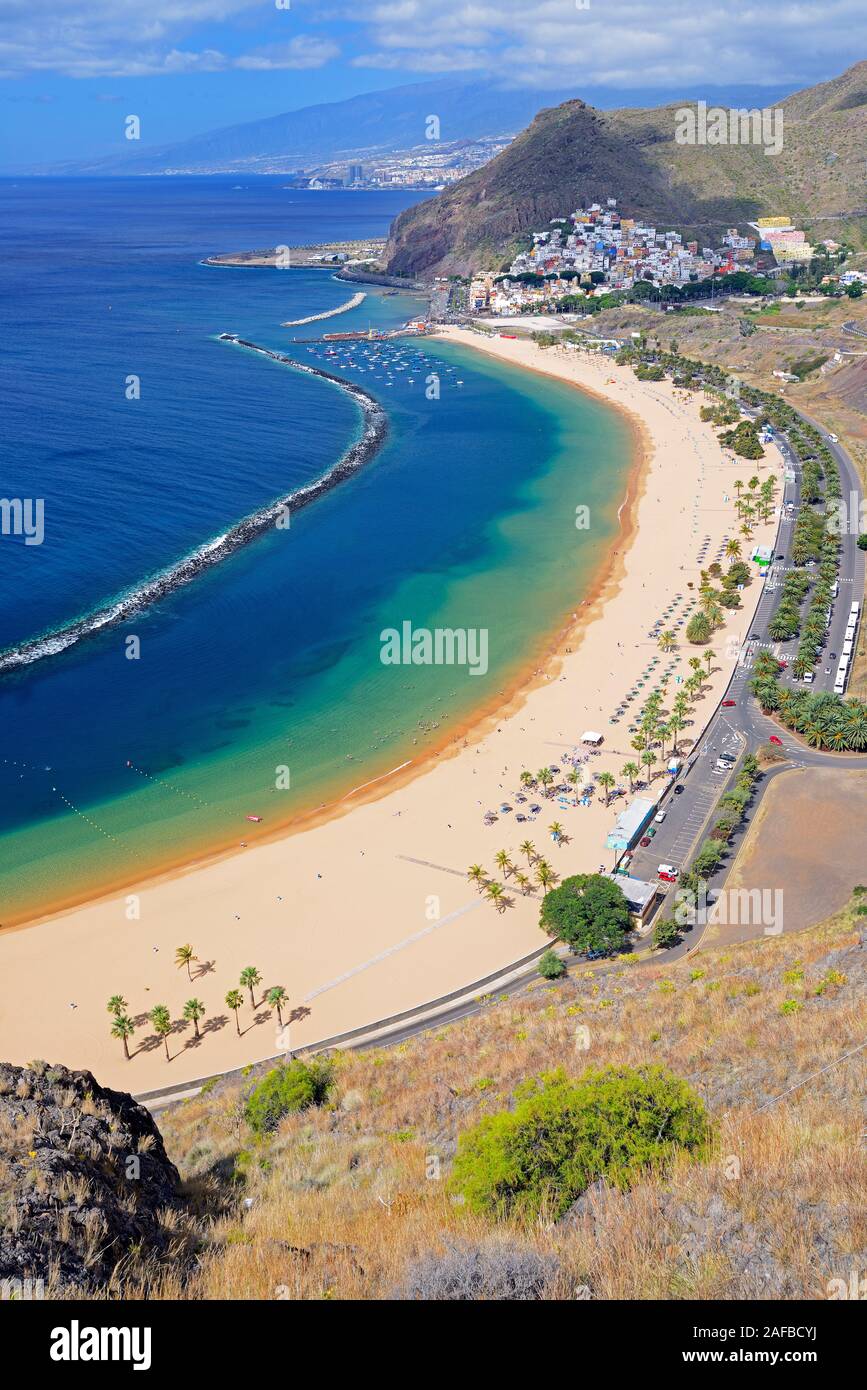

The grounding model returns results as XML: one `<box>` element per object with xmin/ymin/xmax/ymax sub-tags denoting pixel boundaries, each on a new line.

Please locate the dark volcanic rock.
<box><xmin>0</xmin><ymin>1060</ymin><xmax>185</xmax><ymax>1294</ymax></box>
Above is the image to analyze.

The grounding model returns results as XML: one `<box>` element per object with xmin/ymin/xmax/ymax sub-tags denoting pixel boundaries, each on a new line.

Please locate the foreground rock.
<box><xmin>0</xmin><ymin>1060</ymin><xmax>186</xmax><ymax>1295</ymax></box>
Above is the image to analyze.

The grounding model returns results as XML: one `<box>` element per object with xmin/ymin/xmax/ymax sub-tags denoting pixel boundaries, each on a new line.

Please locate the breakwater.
<box><xmin>0</xmin><ymin>340</ymin><xmax>387</xmax><ymax>677</ymax></box>
<box><xmin>281</xmin><ymin>292</ymin><xmax>366</xmax><ymax>327</ymax></box>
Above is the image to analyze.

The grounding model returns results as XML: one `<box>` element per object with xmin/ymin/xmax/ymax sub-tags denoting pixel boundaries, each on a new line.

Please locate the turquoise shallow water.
<box><xmin>0</xmin><ymin>178</ymin><xmax>633</xmax><ymax>922</ymax></box>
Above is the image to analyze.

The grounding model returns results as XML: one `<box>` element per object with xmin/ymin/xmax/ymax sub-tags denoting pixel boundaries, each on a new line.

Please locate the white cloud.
<box><xmin>235</xmin><ymin>38</ymin><xmax>340</xmax><ymax>71</ymax></box>
<box><xmin>0</xmin><ymin>1</ymin><xmax>336</xmax><ymax>79</ymax></box>
<box><xmin>0</xmin><ymin>0</ymin><xmax>863</xmax><ymax>87</ymax></box>
<box><xmin>347</xmin><ymin>0</ymin><xmax>867</xmax><ymax>89</ymax></box>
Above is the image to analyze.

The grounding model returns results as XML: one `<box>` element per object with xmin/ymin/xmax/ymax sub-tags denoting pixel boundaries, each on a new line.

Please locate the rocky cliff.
<box><xmin>0</xmin><ymin>1060</ymin><xmax>186</xmax><ymax>1294</ymax></box>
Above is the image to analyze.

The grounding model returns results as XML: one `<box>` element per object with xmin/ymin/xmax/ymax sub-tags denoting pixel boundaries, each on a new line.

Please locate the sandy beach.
<box><xmin>0</xmin><ymin>329</ymin><xmax>781</xmax><ymax>1091</ymax></box>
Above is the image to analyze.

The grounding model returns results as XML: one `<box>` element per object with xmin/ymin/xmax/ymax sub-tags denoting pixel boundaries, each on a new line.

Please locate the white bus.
<box><xmin>842</xmin><ymin>640</ymin><xmax>853</xmax><ymax>658</ymax></box>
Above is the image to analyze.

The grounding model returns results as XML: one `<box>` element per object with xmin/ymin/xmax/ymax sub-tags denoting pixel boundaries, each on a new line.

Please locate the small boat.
<box><xmin>246</xmin><ymin>814</ymin><xmax>262</xmax><ymax>823</ymax></box>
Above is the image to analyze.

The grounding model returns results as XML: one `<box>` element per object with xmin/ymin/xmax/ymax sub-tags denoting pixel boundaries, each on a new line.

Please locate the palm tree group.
<box><xmin>107</xmin><ymin>948</ymin><xmax>290</xmax><ymax>1064</ymax></box>
<box><xmin>467</xmin><ymin>845</ymin><xmax>558</xmax><ymax>906</ymax></box>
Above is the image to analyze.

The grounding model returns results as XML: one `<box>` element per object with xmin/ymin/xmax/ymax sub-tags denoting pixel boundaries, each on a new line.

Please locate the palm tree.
<box><xmin>175</xmin><ymin>944</ymin><xmax>198</xmax><ymax>981</ymax></box>
<box><xmin>519</xmin><ymin>770</ymin><xmax>535</xmax><ymax>789</ymax></box>
<box><xmin>266</xmin><ymin>986</ymin><xmax>289</xmax><ymax>1026</ymax></box>
<box><xmin>667</xmin><ymin>715</ymin><xmax>685</xmax><ymax>753</ymax></box>
<box><xmin>641</xmin><ymin>748</ymin><xmax>656</xmax><ymax>781</ymax></box>
<box><xmin>548</xmin><ymin>821</ymin><xmax>565</xmax><ymax>844</ymax></box>
<box><xmin>225</xmin><ymin>989</ymin><xmax>244</xmax><ymax>1036</ymax></box>
<box><xmin>514</xmin><ymin>871</ymin><xmax>532</xmax><ymax>896</ymax></box>
<box><xmin>621</xmin><ymin>761</ymin><xmax>639</xmax><ymax>792</ymax></box>
<box><xmin>467</xmin><ymin>863</ymin><xmax>487</xmax><ymax>891</ymax></box>
<box><xmin>107</xmin><ymin>994</ymin><xmax>128</xmax><ymax>1018</ymax></box>
<box><xmin>537</xmin><ymin>767</ymin><xmax>554</xmax><ymax>797</ymax></box>
<box><xmin>598</xmin><ymin>771</ymin><xmax>615</xmax><ymax>805</ymax></box>
<box><xmin>240</xmin><ymin>966</ymin><xmax>262</xmax><ymax>1009</ymax></box>
<box><xmin>535</xmin><ymin>861</ymin><xmax>555</xmax><ymax>896</ymax></box>
<box><xmin>703</xmin><ymin>650</ymin><xmax>713</xmax><ymax>675</ymax></box>
<box><xmin>150</xmin><ymin>1005</ymin><xmax>172</xmax><ymax>1062</ymax></box>
<box><xmin>658</xmin><ymin>629</ymin><xmax>676</xmax><ymax>652</ymax></box>
<box><xmin>111</xmin><ymin>1014</ymin><xmax>135</xmax><ymax>1061</ymax></box>
<box><xmin>485</xmin><ymin>881</ymin><xmax>506</xmax><ymax>912</ymax></box>
<box><xmin>183</xmin><ymin>998</ymin><xmax>205</xmax><ymax>1039</ymax></box>
<box><xmin>494</xmin><ymin>849</ymin><xmax>513</xmax><ymax>878</ymax></box>
<box><xmin>725</xmin><ymin>538</ymin><xmax>741</xmax><ymax>559</ymax></box>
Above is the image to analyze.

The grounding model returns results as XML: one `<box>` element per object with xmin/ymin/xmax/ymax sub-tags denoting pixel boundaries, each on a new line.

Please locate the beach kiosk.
<box><xmin>602</xmin><ymin>873</ymin><xmax>659</xmax><ymax>929</ymax></box>
<box><xmin>605</xmin><ymin>796</ymin><xmax>655</xmax><ymax>853</ymax></box>
<box><xmin>752</xmin><ymin>544</ymin><xmax>773</xmax><ymax>570</ymax></box>
<box><xmin>581</xmin><ymin>730</ymin><xmax>604</xmax><ymax>746</ymax></box>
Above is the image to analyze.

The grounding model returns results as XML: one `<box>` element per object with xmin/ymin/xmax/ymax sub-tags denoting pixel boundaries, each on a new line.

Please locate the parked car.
<box><xmin>722</xmin><ymin>699</ymin><xmax>736</xmax><ymax>707</ymax></box>
<box><xmin>769</xmin><ymin>735</ymin><xmax>783</xmax><ymax>746</ymax></box>
<box><xmin>639</xmin><ymin>836</ymin><xmax>651</xmax><ymax>847</ymax></box>
<box><xmin>673</xmin><ymin>784</ymin><xmax>685</xmax><ymax>795</ymax></box>
<box><xmin>657</xmin><ymin>864</ymin><xmax>679</xmax><ymax>883</ymax></box>
<box><xmin>654</xmin><ymin>810</ymin><xmax>667</xmax><ymax>824</ymax></box>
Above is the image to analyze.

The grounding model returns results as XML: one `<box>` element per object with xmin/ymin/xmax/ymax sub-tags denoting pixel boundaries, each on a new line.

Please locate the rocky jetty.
<box><xmin>0</xmin><ymin>345</ymin><xmax>387</xmax><ymax>679</ymax></box>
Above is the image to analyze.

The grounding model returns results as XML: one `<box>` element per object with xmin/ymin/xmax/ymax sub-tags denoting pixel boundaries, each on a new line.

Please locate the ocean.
<box><xmin>0</xmin><ymin>177</ymin><xmax>633</xmax><ymax>923</ymax></box>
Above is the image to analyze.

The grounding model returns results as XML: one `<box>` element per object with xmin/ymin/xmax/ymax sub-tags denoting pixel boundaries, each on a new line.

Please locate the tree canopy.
<box><xmin>540</xmin><ymin>873</ymin><xmax>631</xmax><ymax>955</ymax></box>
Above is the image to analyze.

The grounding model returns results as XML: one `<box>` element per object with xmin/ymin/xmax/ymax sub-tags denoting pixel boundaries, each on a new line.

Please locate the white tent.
<box><xmin>581</xmin><ymin>730</ymin><xmax>603</xmax><ymax>745</ymax></box>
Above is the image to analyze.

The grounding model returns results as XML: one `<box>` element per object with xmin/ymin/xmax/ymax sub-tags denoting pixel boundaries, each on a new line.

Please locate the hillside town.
<box><xmin>466</xmin><ymin>199</ymin><xmax>842</xmax><ymax>316</ymax></box>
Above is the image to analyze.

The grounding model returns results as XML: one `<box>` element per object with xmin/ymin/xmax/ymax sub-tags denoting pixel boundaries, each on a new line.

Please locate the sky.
<box><xmin>2</xmin><ymin>0</ymin><xmax>866</xmax><ymax>164</ymax></box>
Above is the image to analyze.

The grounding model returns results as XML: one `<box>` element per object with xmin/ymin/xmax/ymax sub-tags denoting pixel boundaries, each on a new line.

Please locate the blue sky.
<box><xmin>2</xmin><ymin>1</ymin><xmax>865</xmax><ymax>164</ymax></box>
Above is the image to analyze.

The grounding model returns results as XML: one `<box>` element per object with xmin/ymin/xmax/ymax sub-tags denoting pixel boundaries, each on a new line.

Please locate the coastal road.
<box><xmin>630</xmin><ymin>406</ymin><xmax>866</xmax><ymax>921</ymax></box>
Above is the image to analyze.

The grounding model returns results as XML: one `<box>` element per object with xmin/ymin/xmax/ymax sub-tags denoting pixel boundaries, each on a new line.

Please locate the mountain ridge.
<box><xmin>384</xmin><ymin>62</ymin><xmax>867</xmax><ymax>276</ymax></box>
<box><xmin>17</xmin><ymin>78</ymin><xmax>804</xmax><ymax>178</ymax></box>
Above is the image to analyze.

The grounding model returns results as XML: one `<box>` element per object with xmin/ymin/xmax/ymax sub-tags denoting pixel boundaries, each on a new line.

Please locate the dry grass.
<box><xmin>145</xmin><ymin>902</ymin><xmax>867</xmax><ymax>1301</ymax></box>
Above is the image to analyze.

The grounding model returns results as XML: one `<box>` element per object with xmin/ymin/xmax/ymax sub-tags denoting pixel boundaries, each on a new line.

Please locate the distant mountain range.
<box><xmin>19</xmin><ymin>78</ymin><xmax>800</xmax><ymax>178</ymax></box>
<box><xmin>26</xmin><ymin>80</ymin><xmax>581</xmax><ymax>176</ymax></box>
<box><xmin>384</xmin><ymin>62</ymin><xmax>867</xmax><ymax>277</ymax></box>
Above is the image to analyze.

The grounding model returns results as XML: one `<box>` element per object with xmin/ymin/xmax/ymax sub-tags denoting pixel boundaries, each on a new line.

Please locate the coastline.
<box><xmin>0</xmin><ymin>396</ymin><xmax>645</xmax><ymax>932</ymax></box>
<box><xmin>0</xmin><ymin>333</ymin><xmax>781</xmax><ymax>1089</ymax></box>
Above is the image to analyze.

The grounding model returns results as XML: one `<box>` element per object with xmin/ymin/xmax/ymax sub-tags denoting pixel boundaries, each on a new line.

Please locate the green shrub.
<box><xmin>450</xmin><ymin>1066</ymin><xmax>708</xmax><ymax>1220</ymax></box>
<box><xmin>244</xmin><ymin>1057</ymin><xmax>335</xmax><ymax>1134</ymax></box>
<box><xmin>652</xmin><ymin>918</ymin><xmax>680</xmax><ymax>950</ymax></box>
<box><xmin>538</xmin><ymin>949</ymin><xmax>566</xmax><ymax>980</ymax></box>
